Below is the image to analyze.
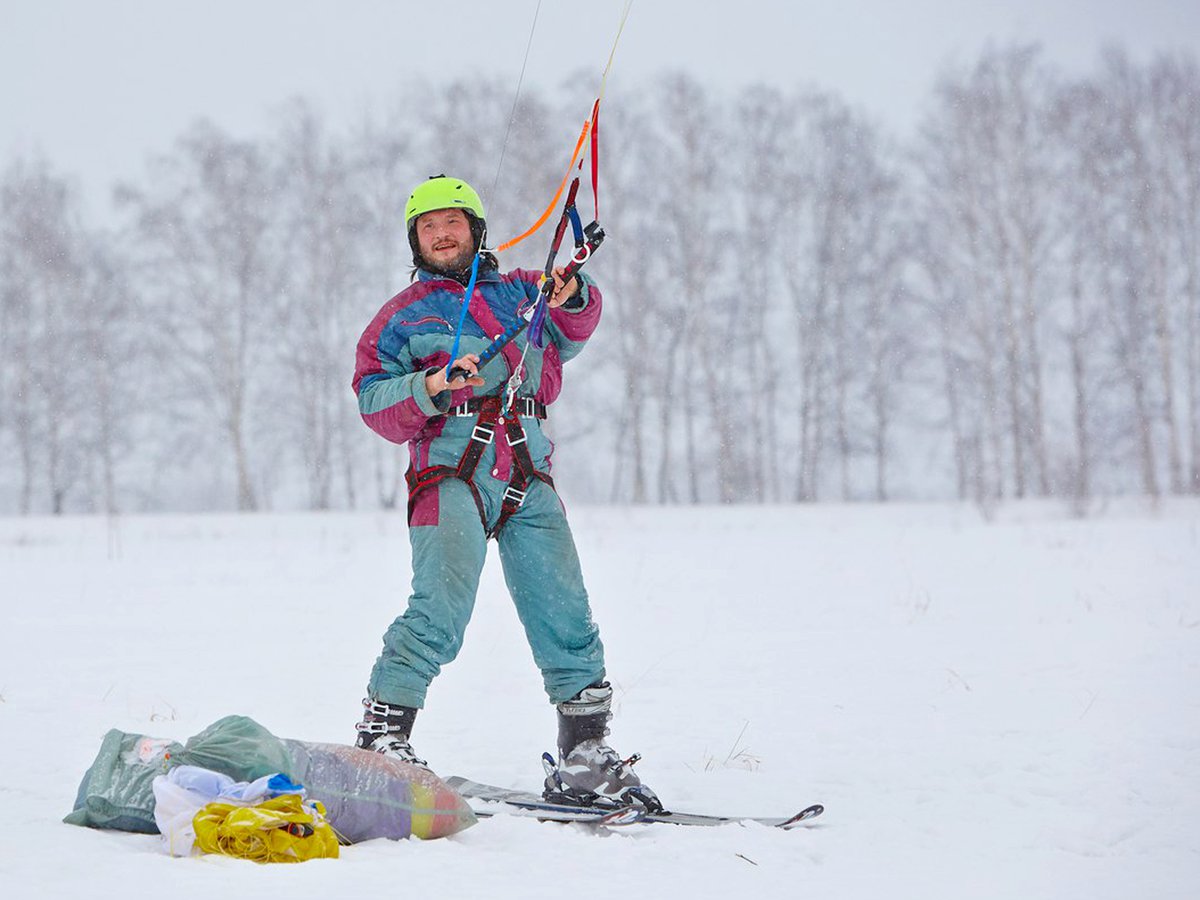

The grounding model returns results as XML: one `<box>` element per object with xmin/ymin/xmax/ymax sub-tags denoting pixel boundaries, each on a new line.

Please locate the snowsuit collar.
<box><xmin>416</xmin><ymin>259</ymin><xmax>501</xmax><ymax>287</ymax></box>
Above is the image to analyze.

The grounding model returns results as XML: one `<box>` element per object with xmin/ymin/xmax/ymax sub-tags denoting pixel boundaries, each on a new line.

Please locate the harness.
<box><xmin>405</xmin><ymin>395</ymin><xmax>554</xmax><ymax>539</ymax></box>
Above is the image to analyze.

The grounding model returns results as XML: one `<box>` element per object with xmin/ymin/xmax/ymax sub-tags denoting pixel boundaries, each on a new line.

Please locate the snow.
<box><xmin>1</xmin><ymin>500</ymin><xmax>1197</xmax><ymax>899</ymax></box>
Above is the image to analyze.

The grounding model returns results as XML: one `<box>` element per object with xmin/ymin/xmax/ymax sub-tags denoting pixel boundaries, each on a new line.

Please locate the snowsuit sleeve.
<box><xmin>353</xmin><ymin>299</ymin><xmax>451</xmax><ymax>445</ymax></box>
<box><xmin>543</xmin><ymin>272</ymin><xmax>602</xmax><ymax>363</ymax></box>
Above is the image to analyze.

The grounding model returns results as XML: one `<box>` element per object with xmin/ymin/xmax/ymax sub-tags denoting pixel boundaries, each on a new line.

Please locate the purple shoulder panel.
<box><xmin>353</xmin><ymin>282</ymin><xmax>445</xmax><ymax>394</ymax></box>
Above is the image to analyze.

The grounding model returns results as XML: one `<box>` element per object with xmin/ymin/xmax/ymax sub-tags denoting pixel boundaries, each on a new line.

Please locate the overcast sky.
<box><xmin>4</xmin><ymin>0</ymin><xmax>1198</xmax><ymax>218</ymax></box>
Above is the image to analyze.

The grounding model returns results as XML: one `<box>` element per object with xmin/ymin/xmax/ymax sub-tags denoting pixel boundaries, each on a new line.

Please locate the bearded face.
<box><xmin>414</xmin><ymin>208</ymin><xmax>477</xmax><ymax>275</ymax></box>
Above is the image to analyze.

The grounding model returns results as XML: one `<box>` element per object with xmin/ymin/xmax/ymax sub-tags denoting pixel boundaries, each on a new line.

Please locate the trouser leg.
<box><xmin>367</xmin><ymin>478</ymin><xmax>488</xmax><ymax>708</ymax></box>
<box><xmin>496</xmin><ymin>480</ymin><xmax>606</xmax><ymax>704</ymax></box>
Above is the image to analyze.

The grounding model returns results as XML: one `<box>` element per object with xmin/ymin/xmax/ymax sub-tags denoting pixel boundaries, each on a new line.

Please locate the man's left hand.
<box><xmin>547</xmin><ymin>267</ymin><xmax>580</xmax><ymax>308</ymax></box>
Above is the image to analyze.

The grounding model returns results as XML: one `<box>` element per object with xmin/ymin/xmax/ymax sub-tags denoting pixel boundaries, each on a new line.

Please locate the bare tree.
<box><xmin>117</xmin><ymin>121</ymin><xmax>283</xmax><ymax>510</ymax></box>
<box><xmin>859</xmin><ymin>193</ymin><xmax>911</xmax><ymax>502</ymax></box>
<box><xmin>1149</xmin><ymin>53</ymin><xmax>1200</xmax><ymax>493</ymax></box>
<box><xmin>590</xmin><ymin>91</ymin><xmax>658</xmax><ymax>503</ymax></box>
<box><xmin>273</xmin><ymin>100</ymin><xmax>373</xmax><ymax>509</ymax></box>
<box><xmin>785</xmin><ymin>92</ymin><xmax>893</xmax><ymax>501</ymax></box>
<box><xmin>344</xmin><ymin>108</ymin><xmax>423</xmax><ymax>509</ymax></box>
<box><xmin>1092</xmin><ymin>50</ymin><xmax>1166</xmax><ymax>497</ymax></box>
<box><xmin>1053</xmin><ymin>74</ymin><xmax>1120</xmax><ymax>510</ymax></box>
<box><xmin>731</xmin><ymin>86</ymin><xmax>796</xmax><ymax>502</ymax></box>
<box><xmin>914</xmin><ymin>45</ymin><xmax>1062</xmax><ymax>505</ymax></box>
<box><xmin>648</xmin><ymin>74</ymin><xmax>728</xmax><ymax>503</ymax></box>
<box><xmin>77</xmin><ymin>232</ymin><xmax>140</xmax><ymax>514</ymax></box>
<box><xmin>0</xmin><ymin>158</ymin><xmax>88</xmax><ymax>513</ymax></box>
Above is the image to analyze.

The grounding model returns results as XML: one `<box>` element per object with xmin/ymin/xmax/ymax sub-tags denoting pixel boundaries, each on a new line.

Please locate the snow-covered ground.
<box><xmin>1</xmin><ymin>500</ymin><xmax>1197</xmax><ymax>899</ymax></box>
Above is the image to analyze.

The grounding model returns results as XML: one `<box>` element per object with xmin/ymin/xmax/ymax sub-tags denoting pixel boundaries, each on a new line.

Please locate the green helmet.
<box><xmin>404</xmin><ymin>175</ymin><xmax>485</xmax><ymax>231</ymax></box>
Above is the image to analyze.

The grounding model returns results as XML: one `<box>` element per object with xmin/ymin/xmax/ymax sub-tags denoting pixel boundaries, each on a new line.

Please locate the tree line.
<box><xmin>1</xmin><ymin>44</ymin><xmax>1197</xmax><ymax>514</ymax></box>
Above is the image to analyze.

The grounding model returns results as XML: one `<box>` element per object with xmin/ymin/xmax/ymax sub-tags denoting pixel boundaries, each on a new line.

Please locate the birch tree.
<box><xmin>0</xmin><ymin>159</ymin><xmax>86</xmax><ymax>513</ymax></box>
<box><xmin>274</xmin><ymin>101</ymin><xmax>372</xmax><ymax>509</ymax></box>
<box><xmin>1149</xmin><ymin>53</ymin><xmax>1200</xmax><ymax>493</ymax></box>
<box><xmin>915</xmin><ymin>45</ymin><xmax>1060</xmax><ymax>503</ymax></box>
<box><xmin>117</xmin><ymin>121</ymin><xmax>283</xmax><ymax>510</ymax></box>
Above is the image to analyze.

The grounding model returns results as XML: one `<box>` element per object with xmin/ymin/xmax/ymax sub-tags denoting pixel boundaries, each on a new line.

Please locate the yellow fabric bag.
<box><xmin>193</xmin><ymin>794</ymin><xmax>339</xmax><ymax>863</ymax></box>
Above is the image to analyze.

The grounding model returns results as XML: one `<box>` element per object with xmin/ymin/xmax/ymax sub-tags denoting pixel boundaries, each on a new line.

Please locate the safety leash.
<box><xmin>445</xmin><ymin>232</ymin><xmax>484</xmax><ymax>381</ymax></box>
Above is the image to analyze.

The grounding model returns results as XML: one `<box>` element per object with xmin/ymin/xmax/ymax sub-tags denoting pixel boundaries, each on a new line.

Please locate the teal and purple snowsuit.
<box><xmin>353</xmin><ymin>265</ymin><xmax>605</xmax><ymax>709</ymax></box>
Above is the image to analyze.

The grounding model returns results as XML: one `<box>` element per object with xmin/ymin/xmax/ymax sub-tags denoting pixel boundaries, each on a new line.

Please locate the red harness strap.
<box><xmin>405</xmin><ymin>396</ymin><xmax>554</xmax><ymax>539</ymax></box>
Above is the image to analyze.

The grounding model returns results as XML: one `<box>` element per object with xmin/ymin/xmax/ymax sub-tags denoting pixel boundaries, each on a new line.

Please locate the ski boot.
<box><xmin>542</xmin><ymin>682</ymin><xmax>662</xmax><ymax>813</ymax></box>
<box><xmin>354</xmin><ymin>697</ymin><xmax>427</xmax><ymax>766</ymax></box>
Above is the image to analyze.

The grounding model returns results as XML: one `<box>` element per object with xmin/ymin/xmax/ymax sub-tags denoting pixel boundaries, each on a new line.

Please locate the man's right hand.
<box><xmin>426</xmin><ymin>353</ymin><xmax>484</xmax><ymax>396</ymax></box>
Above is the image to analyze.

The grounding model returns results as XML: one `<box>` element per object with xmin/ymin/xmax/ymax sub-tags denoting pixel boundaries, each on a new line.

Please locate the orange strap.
<box><xmin>494</xmin><ymin>2</ymin><xmax>627</xmax><ymax>254</ymax></box>
<box><xmin>494</xmin><ymin>115</ymin><xmax>593</xmax><ymax>254</ymax></box>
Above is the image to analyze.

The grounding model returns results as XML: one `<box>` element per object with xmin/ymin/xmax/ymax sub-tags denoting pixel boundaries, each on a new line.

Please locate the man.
<box><xmin>351</xmin><ymin>175</ymin><xmax>657</xmax><ymax>809</ymax></box>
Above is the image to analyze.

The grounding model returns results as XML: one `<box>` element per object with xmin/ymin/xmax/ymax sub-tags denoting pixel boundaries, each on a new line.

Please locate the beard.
<box><xmin>419</xmin><ymin>246</ymin><xmax>500</xmax><ymax>287</ymax></box>
<box><xmin>421</xmin><ymin>243</ymin><xmax>477</xmax><ymax>279</ymax></box>
<box><xmin>424</xmin><ymin>244</ymin><xmax>475</xmax><ymax>277</ymax></box>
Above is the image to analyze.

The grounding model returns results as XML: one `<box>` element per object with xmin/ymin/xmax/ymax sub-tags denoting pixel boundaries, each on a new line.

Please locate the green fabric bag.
<box><xmin>64</xmin><ymin>715</ymin><xmax>294</xmax><ymax>832</ymax></box>
<box><xmin>179</xmin><ymin>715</ymin><xmax>293</xmax><ymax>781</ymax></box>
<box><xmin>63</xmin><ymin>729</ymin><xmax>183</xmax><ymax>833</ymax></box>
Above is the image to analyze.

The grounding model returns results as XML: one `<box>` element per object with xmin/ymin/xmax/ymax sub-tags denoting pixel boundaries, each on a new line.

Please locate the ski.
<box><xmin>448</xmin><ymin>778</ymin><xmax>645</xmax><ymax>826</ymax></box>
<box><xmin>645</xmin><ymin>804</ymin><xmax>825</xmax><ymax>829</ymax></box>
<box><xmin>471</xmin><ymin>803</ymin><xmax>646</xmax><ymax>827</ymax></box>
<box><xmin>447</xmin><ymin>776</ymin><xmax>824</xmax><ymax>830</ymax></box>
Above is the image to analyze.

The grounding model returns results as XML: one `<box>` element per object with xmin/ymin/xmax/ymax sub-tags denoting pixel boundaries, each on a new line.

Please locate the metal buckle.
<box><xmin>520</xmin><ymin>397</ymin><xmax>537</xmax><ymax>418</ymax></box>
<box><xmin>503</xmin><ymin>486</ymin><xmax>527</xmax><ymax>507</ymax></box>
<box><xmin>471</xmin><ymin>424</ymin><xmax>495</xmax><ymax>444</ymax></box>
<box><xmin>450</xmin><ymin>402</ymin><xmax>474</xmax><ymax>417</ymax></box>
<box><xmin>363</xmin><ymin>698</ymin><xmax>403</xmax><ymax>716</ymax></box>
<box><xmin>571</xmin><ymin>243</ymin><xmax>593</xmax><ymax>266</ymax></box>
<box><xmin>355</xmin><ymin>720</ymin><xmax>390</xmax><ymax>735</ymax></box>
<box><xmin>507</xmin><ymin>423</ymin><xmax>528</xmax><ymax>446</ymax></box>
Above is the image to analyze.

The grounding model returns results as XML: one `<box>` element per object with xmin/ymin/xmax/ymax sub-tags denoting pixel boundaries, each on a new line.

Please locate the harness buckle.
<box><xmin>502</xmin><ymin>486</ymin><xmax>528</xmax><ymax>507</ymax></box>
<box><xmin>507</xmin><ymin>423</ymin><xmax>528</xmax><ymax>446</ymax></box>
<box><xmin>571</xmin><ymin>242</ymin><xmax>593</xmax><ymax>266</ymax></box>
<box><xmin>471</xmin><ymin>424</ymin><xmax>495</xmax><ymax>444</ymax></box>
<box><xmin>519</xmin><ymin>397</ymin><xmax>537</xmax><ymax>418</ymax></box>
<box><xmin>450</xmin><ymin>402</ymin><xmax>474</xmax><ymax>417</ymax></box>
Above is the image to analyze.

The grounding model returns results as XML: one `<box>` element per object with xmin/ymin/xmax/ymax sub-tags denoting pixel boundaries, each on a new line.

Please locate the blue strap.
<box><xmin>567</xmin><ymin>205</ymin><xmax>584</xmax><ymax>244</ymax></box>
<box><xmin>445</xmin><ymin>250</ymin><xmax>483</xmax><ymax>378</ymax></box>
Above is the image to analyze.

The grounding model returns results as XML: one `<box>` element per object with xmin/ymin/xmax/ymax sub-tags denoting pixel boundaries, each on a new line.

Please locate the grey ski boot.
<box><xmin>543</xmin><ymin>682</ymin><xmax>662</xmax><ymax>812</ymax></box>
<box><xmin>354</xmin><ymin>698</ymin><xmax>427</xmax><ymax>766</ymax></box>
